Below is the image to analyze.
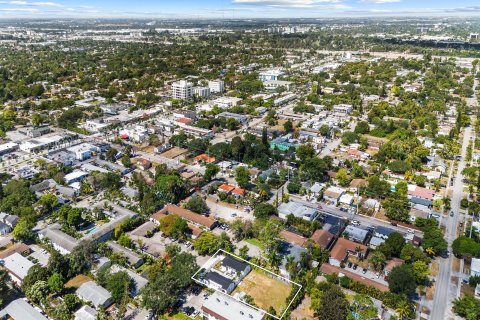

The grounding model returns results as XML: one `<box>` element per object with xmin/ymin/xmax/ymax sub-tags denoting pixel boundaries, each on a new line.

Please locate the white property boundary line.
<box><xmin>191</xmin><ymin>249</ymin><xmax>303</xmax><ymax>320</ymax></box>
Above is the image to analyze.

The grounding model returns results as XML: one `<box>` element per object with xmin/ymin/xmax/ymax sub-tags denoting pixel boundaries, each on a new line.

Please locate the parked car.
<box><xmin>351</xmin><ymin>220</ymin><xmax>360</xmax><ymax>226</ymax></box>
<box><xmin>362</xmin><ymin>268</ymin><xmax>367</xmax><ymax>274</ymax></box>
<box><xmin>353</xmin><ymin>264</ymin><xmax>358</xmax><ymax>270</ymax></box>
<box><xmin>347</xmin><ymin>262</ymin><xmax>352</xmax><ymax>268</ymax></box>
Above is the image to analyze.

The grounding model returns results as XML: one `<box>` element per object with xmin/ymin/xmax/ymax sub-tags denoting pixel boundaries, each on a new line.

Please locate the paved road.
<box><xmin>431</xmin><ymin>76</ymin><xmax>477</xmax><ymax>320</ymax></box>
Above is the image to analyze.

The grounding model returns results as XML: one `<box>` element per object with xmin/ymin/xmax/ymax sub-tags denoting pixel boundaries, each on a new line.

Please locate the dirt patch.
<box><xmin>290</xmin><ymin>296</ymin><xmax>316</xmax><ymax>320</ymax></box>
<box><xmin>461</xmin><ymin>283</ymin><xmax>475</xmax><ymax>298</ymax></box>
<box><xmin>64</xmin><ymin>274</ymin><xmax>92</xmax><ymax>289</ymax></box>
<box><xmin>234</xmin><ymin>269</ymin><xmax>294</xmax><ymax>315</ymax></box>
<box><xmin>430</xmin><ymin>261</ymin><xmax>439</xmax><ymax>277</ymax></box>
<box><xmin>452</xmin><ymin>257</ymin><xmax>461</xmax><ymax>273</ymax></box>
<box><xmin>426</xmin><ymin>284</ymin><xmax>435</xmax><ymax>300</ymax></box>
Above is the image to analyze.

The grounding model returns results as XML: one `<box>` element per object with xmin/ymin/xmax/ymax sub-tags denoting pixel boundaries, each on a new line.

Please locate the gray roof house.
<box><xmin>110</xmin><ymin>264</ymin><xmax>148</xmax><ymax>297</ymax></box>
<box><xmin>344</xmin><ymin>225</ymin><xmax>370</xmax><ymax>244</ymax></box>
<box><xmin>39</xmin><ymin>226</ymin><xmax>79</xmax><ymax>255</ymax></box>
<box><xmin>74</xmin><ymin>305</ymin><xmax>98</xmax><ymax>320</ymax></box>
<box><xmin>0</xmin><ymin>222</ymin><xmax>11</xmax><ymax>236</ymax></box>
<box><xmin>76</xmin><ymin>281</ymin><xmax>113</xmax><ymax>309</ymax></box>
<box><xmin>0</xmin><ymin>298</ymin><xmax>48</xmax><ymax>320</ymax></box>
<box><xmin>203</xmin><ymin>272</ymin><xmax>235</xmax><ymax>294</ymax></box>
<box><xmin>107</xmin><ymin>241</ymin><xmax>144</xmax><ymax>268</ymax></box>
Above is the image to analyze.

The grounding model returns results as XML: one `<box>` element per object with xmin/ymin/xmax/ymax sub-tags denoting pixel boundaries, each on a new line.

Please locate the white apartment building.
<box><xmin>171</xmin><ymin>80</ymin><xmax>193</xmax><ymax>100</ymax></box>
<box><xmin>193</xmin><ymin>86</ymin><xmax>210</xmax><ymax>98</ymax></box>
<box><xmin>208</xmin><ymin>79</ymin><xmax>225</xmax><ymax>93</ymax></box>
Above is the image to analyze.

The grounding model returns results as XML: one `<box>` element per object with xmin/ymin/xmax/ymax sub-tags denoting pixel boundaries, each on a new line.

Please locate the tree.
<box><xmin>0</xmin><ymin>269</ymin><xmax>10</xmax><ymax>305</ymax></box>
<box><xmin>395</xmin><ymin>300</ymin><xmax>414</xmax><ymax>320</ymax></box>
<box><xmin>254</xmin><ymin>203</ymin><xmax>277</xmax><ymax>220</ymax></box>
<box><xmin>368</xmin><ymin>251</ymin><xmax>386</xmax><ymax>271</ymax></box>
<box><xmin>453</xmin><ymin>295</ymin><xmax>480</xmax><ymax>320</ymax></box>
<box><xmin>383</xmin><ymin>197</ymin><xmax>410</xmax><ymax>222</ymax></box>
<box><xmin>387</xmin><ymin>265</ymin><xmax>417</xmax><ymax>296</ymax></box>
<box><xmin>155</xmin><ymin>174</ymin><xmax>188</xmax><ymax>204</ymax></box>
<box><xmin>235</xmin><ymin>166</ymin><xmax>250</xmax><ymax>188</ymax></box>
<box><xmin>37</xmin><ymin>193</ymin><xmax>58</xmax><ymax>215</ymax></box>
<box><xmin>412</xmin><ymin>260</ymin><xmax>429</xmax><ymax>284</ymax></box>
<box><xmin>296</xmin><ymin>144</ymin><xmax>316</xmax><ymax>163</ymax></box>
<box><xmin>48</xmin><ymin>272</ymin><xmax>65</xmax><ymax>295</ymax></box>
<box><xmin>121</xmin><ymin>154</ymin><xmax>131</xmax><ymax>168</ymax></box>
<box><xmin>283</xmin><ymin>120</ymin><xmax>293</xmax><ymax>133</ymax></box>
<box><xmin>184</xmin><ymin>196</ymin><xmax>208</xmax><ymax>214</ymax></box>
<box><xmin>317</xmin><ymin>285</ymin><xmax>349</xmax><ymax>320</ymax></box>
<box><xmin>422</xmin><ymin>227</ymin><xmax>447</xmax><ymax>256</ymax></box>
<box><xmin>452</xmin><ymin>236</ymin><xmax>480</xmax><ymax>258</ymax></box>
<box><xmin>194</xmin><ymin>232</ymin><xmax>220</xmax><ymax>255</ymax></box>
<box><xmin>204</xmin><ymin>163</ymin><xmax>220</xmax><ymax>182</ymax></box>
<box><xmin>31</xmin><ymin>113</ymin><xmax>43</xmax><ymax>127</ymax></box>
<box><xmin>354</xmin><ymin>121</ymin><xmax>370</xmax><ymax>134</ymax></box>
<box><xmin>13</xmin><ymin>218</ymin><xmax>35</xmax><ymax>242</ymax></box>
<box><xmin>107</xmin><ymin>271</ymin><xmax>131</xmax><ymax>306</ymax></box>
<box><xmin>352</xmin><ymin>294</ymin><xmax>378</xmax><ymax>320</ymax></box>
<box><xmin>336</xmin><ymin>168</ymin><xmax>350</xmax><ymax>187</ymax></box>
<box><xmin>160</xmin><ymin>215</ymin><xmax>188</xmax><ymax>240</ymax></box>
<box><xmin>27</xmin><ymin>280</ymin><xmax>49</xmax><ymax>304</ymax></box>
<box><xmin>379</xmin><ymin>232</ymin><xmax>405</xmax><ymax>258</ymax></box>
<box><xmin>118</xmin><ymin>234</ymin><xmax>133</xmax><ymax>248</ymax></box>
<box><xmin>365</xmin><ymin>175</ymin><xmax>390</xmax><ymax>199</ymax></box>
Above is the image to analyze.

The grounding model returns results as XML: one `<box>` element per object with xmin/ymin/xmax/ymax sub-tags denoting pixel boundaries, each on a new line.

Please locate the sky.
<box><xmin>2</xmin><ymin>0</ymin><xmax>480</xmax><ymax>19</ymax></box>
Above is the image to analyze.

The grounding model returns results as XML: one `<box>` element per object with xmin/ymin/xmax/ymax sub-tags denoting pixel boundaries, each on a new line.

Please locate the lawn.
<box><xmin>234</xmin><ymin>269</ymin><xmax>294</xmax><ymax>315</ymax></box>
<box><xmin>245</xmin><ymin>238</ymin><xmax>265</xmax><ymax>250</ymax></box>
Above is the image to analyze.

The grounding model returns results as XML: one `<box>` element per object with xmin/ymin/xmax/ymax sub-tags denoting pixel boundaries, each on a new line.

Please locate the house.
<box><xmin>310</xmin><ymin>182</ymin><xmax>324</xmax><ymax>197</ymax></box>
<box><xmin>0</xmin><ymin>242</ymin><xmax>30</xmax><ymax>259</ymax></box>
<box><xmin>218</xmin><ymin>184</ymin><xmax>235</xmax><ymax>194</ymax></box>
<box><xmin>133</xmin><ymin>158</ymin><xmax>151</xmax><ymax>171</ymax></box>
<box><xmin>0</xmin><ymin>298</ymin><xmax>48</xmax><ymax>320</ymax></box>
<box><xmin>217</xmin><ymin>112</ymin><xmax>249</xmax><ymax>125</ymax></box>
<box><xmin>407</xmin><ymin>185</ymin><xmax>434</xmax><ymax>207</ymax></box>
<box><xmin>203</xmin><ymin>272</ymin><xmax>235</xmax><ymax>294</ymax></box>
<box><xmin>349</xmin><ymin>179</ymin><xmax>367</xmax><ymax>191</ymax></box>
<box><xmin>0</xmin><ymin>213</ymin><xmax>19</xmax><ymax>228</ymax></box>
<box><xmin>64</xmin><ymin>171</ymin><xmax>89</xmax><ymax>185</ymax></box>
<box><xmin>278</xmin><ymin>201</ymin><xmax>317</xmax><ymax>221</ymax></box>
<box><xmin>76</xmin><ymin>281</ymin><xmax>113</xmax><ymax>309</ymax></box>
<box><xmin>74</xmin><ymin>305</ymin><xmax>98</xmax><ymax>320</ymax></box>
<box><xmin>39</xmin><ymin>226</ymin><xmax>78</xmax><ymax>255</ymax></box>
<box><xmin>232</xmin><ymin>187</ymin><xmax>247</xmax><ymax>198</ymax></box>
<box><xmin>2</xmin><ymin>252</ymin><xmax>34</xmax><ymax>285</ymax></box>
<box><xmin>220</xmin><ymin>255</ymin><xmax>251</xmax><ymax>279</ymax></box>
<box><xmin>339</xmin><ymin>194</ymin><xmax>354</xmax><ymax>206</ymax></box>
<box><xmin>317</xmin><ymin>214</ymin><xmax>346</xmax><ymax>236</ymax></box>
<box><xmin>0</xmin><ymin>223</ymin><xmax>11</xmax><ymax>236</ymax></box>
<box><xmin>344</xmin><ymin>225</ymin><xmax>369</xmax><ymax>243</ymax></box>
<box><xmin>107</xmin><ymin>241</ymin><xmax>144</xmax><ymax>268</ymax></box>
<box><xmin>194</xmin><ymin>154</ymin><xmax>216</xmax><ymax>164</ymax></box>
<box><xmin>201</xmin><ymin>292</ymin><xmax>264</xmax><ymax>320</ymax></box>
<box><xmin>323</xmin><ymin>186</ymin><xmax>345</xmax><ymax>204</ymax></box>
<box><xmin>280</xmin><ymin>229</ymin><xmax>308</xmax><ymax>247</ymax></box>
<box><xmin>384</xmin><ymin>258</ymin><xmax>404</xmax><ymax>276</ymax></box>
<box><xmin>329</xmin><ymin>238</ymin><xmax>368</xmax><ymax>267</ymax></box>
<box><xmin>374</xmin><ymin>226</ymin><xmax>395</xmax><ymax>240</ymax></box>
<box><xmin>155</xmin><ymin>204</ymin><xmax>217</xmax><ymax>230</ymax></box>
<box><xmin>471</xmin><ymin>258</ymin><xmax>480</xmax><ymax>277</ymax></box>
<box><xmin>109</xmin><ymin>265</ymin><xmax>147</xmax><ymax>297</ymax></box>
<box><xmin>369</xmin><ymin>236</ymin><xmax>385</xmax><ymax>249</ymax></box>
<box><xmin>310</xmin><ymin>229</ymin><xmax>335</xmax><ymax>250</ymax></box>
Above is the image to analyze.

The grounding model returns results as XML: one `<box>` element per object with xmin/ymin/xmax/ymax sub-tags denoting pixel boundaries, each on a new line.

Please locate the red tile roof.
<box><xmin>280</xmin><ymin>230</ymin><xmax>307</xmax><ymax>247</ymax></box>
<box><xmin>176</xmin><ymin>117</ymin><xmax>193</xmax><ymax>124</ymax></box>
<box><xmin>218</xmin><ymin>184</ymin><xmax>235</xmax><ymax>193</ymax></box>
<box><xmin>159</xmin><ymin>204</ymin><xmax>216</xmax><ymax>229</ymax></box>
<box><xmin>232</xmin><ymin>188</ymin><xmax>246</xmax><ymax>196</ymax></box>
<box><xmin>310</xmin><ymin>229</ymin><xmax>335</xmax><ymax>250</ymax></box>
<box><xmin>330</xmin><ymin>238</ymin><xmax>367</xmax><ymax>262</ymax></box>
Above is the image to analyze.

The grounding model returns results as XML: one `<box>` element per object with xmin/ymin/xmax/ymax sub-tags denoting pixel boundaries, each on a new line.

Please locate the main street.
<box><xmin>431</xmin><ymin>76</ymin><xmax>478</xmax><ymax>320</ymax></box>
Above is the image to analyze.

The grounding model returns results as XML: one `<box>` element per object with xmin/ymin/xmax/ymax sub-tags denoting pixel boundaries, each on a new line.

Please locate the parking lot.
<box><xmin>344</xmin><ymin>262</ymin><xmax>388</xmax><ymax>287</ymax></box>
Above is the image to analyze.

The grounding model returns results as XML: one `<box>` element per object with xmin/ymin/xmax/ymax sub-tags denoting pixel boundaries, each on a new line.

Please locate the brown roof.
<box><xmin>385</xmin><ymin>258</ymin><xmax>404</xmax><ymax>272</ymax></box>
<box><xmin>330</xmin><ymin>238</ymin><xmax>368</xmax><ymax>262</ymax></box>
<box><xmin>218</xmin><ymin>184</ymin><xmax>235</xmax><ymax>193</ymax></box>
<box><xmin>201</xmin><ymin>306</ymin><xmax>227</xmax><ymax>320</ymax></box>
<box><xmin>0</xmin><ymin>242</ymin><xmax>30</xmax><ymax>259</ymax></box>
<box><xmin>150</xmin><ymin>210</ymin><xmax>166</xmax><ymax>222</ymax></box>
<box><xmin>350</xmin><ymin>179</ymin><xmax>367</xmax><ymax>188</ymax></box>
<box><xmin>280</xmin><ymin>230</ymin><xmax>307</xmax><ymax>247</ymax></box>
<box><xmin>187</xmin><ymin>223</ymin><xmax>204</xmax><ymax>238</ymax></box>
<box><xmin>232</xmin><ymin>188</ymin><xmax>246</xmax><ymax>196</ymax></box>
<box><xmin>310</xmin><ymin>229</ymin><xmax>334</xmax><ymax>250</ymax></box>
<box><xmin>160</xmin><ymin>204</ymin><xmax>216</xmax><ymax>229</ymax></box>
<box><xmin>320</xmin><ymin>263</ymin><xmax>389</xmax><ymax>292</ymax></box>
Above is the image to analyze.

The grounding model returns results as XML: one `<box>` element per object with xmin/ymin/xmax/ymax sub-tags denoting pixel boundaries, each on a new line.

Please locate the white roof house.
<box><xmin>64</xmin><ymin>171</ymin><xmax>88</xmax><ymax>185</ymax></box>
<box><xmin>0</xmin><ymin>298</ymin><xmax>48</xmax><ymax>320</ymax></box>
<box><xmin>74</xmin><ymin>305</ymin><xmax>98</xmax><ymax>320</ymax></box>
<box><xmin>76</xmin><ymin>281</ymin><xmax>113</xmax><ymax>309</ymax></box>
<box><xmin>278</xmin><ymin>201</ymin><xmax>317</xmax><ymax>221</ymax></box>
<box><xmin>201</xmin><ymin>292</ymin><xmax>264</xmax><ymax>320</ymax></box>
<box><xmin>2</xmin><ymin>252</ymin><xmax>34</xmax><ymax>285</ymax></box>
<box><xmin>471</xmin><ymin>258</ymin><xmax>480</xmax><ymax>277</ymax></box>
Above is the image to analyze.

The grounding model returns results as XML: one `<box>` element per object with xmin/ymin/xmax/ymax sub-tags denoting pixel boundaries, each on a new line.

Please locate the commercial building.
<box><xmin>259</xmin><ymin>69</ymin><xmax>284</xmax><ymax>81</ymax></box>
<box><xmin>193</xmin><ymin>86</ymin><xmax>211</xmax><ymax>98</ymax></box>
<box><xmin>171</xmin><ymin>80</ymin><xmax>193</xmax><ymax>100</ymax></box>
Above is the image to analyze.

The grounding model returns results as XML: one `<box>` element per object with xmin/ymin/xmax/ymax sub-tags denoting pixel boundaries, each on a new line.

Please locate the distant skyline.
<box><xmin>1</xmin><ymin>0</ymin><xmax>480</xmax><ymax>19</ymax></box>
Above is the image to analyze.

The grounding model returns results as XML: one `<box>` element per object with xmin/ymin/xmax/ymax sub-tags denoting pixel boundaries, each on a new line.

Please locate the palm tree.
<box><xmin>443</xmin><ymin>196</ymin><xmax>451</xmax><ymax>211</ymax></box>
<box><xmin>425</xmin><ymin>247</ymin><xmax>436</xmax><ymax>256</ymax></box>
<box><xmin>395</xmin><ymin>300</ymin><xmax>412</xmax><ymax>319</ymax></box>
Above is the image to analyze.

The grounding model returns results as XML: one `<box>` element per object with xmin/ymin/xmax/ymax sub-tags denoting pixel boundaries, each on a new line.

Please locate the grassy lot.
<box><xmin>64</xmin><ymin>275</ymin><xmax>92</xmax><ymax>288</ymax></box>
<box><xmin>234</xmin><ymin>269</ymin><xmax>293</xmax><ymax>315</ymax></box>
<box><xmin>166</xmin><ymin>313</ymin><xmax>201</xmax><ymax>320</ymax></box>
<box><xmin>245</xmin><ymin>238</ymin><xmax>265</xmax><ymax>250</ymax></box>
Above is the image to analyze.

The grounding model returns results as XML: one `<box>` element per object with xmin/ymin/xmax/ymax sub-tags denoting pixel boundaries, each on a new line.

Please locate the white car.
<box><xmin>351</xmin><ymin>220</ymin><xmax>360</xmax><ymax>226</ymax></box>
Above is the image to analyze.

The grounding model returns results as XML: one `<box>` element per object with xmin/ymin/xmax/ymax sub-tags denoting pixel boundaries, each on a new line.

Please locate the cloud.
<box><xmin>232</xmin><ymin>0</ymin><xmax>347</xmax><ymax>8</ymax></box>
<box><xmin>0</xmin><ymin>1</ymin><xmax>62</xmax><ymax>6</ymax></box>
<box><xmin>360</xmin><ymin>0</ymin><xmax>401</xmax><ymax>3</ymax></box>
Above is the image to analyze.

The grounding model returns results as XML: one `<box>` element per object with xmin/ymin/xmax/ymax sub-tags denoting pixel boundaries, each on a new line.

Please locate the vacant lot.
<box><xmin>234</xmin><ymin>269</ymin><xmax>294</xmax><ymax>315</ymax></box>
<box><xmin>65</xmin><ymin>275</ymin><xmax>92</xmax><ymax>288</ymax></box>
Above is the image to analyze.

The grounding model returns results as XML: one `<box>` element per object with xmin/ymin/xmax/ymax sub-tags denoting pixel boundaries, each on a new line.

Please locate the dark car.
<box><xmin>353</xmin><ymin>264</ymin><xmax>358</xmax><ymax>270</ymax></box>
<box><xmin>362</xmin><ymin>268</ymin><xmax>368</xmax><ymax>274</ymax></box>
<box><xmin>347</xmin><ymin>262</ymin><xmax>352</xmax><ymax>268</ymax></box>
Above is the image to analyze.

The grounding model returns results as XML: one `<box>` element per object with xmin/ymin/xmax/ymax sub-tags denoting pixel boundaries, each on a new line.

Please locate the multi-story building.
<box><xmin>193</xmin><ymin>86</ymin><xmax>210</xmax><ymax>98</ymax></box>
<box><xmin>171</xmin><ymin>80</ymin><xmax>193</xmax><ymax>100</ymax></box>
<box><xmin>208</xmin><ymin>79</ymin><xmax>225</xmax><ymax>93</ymax></box>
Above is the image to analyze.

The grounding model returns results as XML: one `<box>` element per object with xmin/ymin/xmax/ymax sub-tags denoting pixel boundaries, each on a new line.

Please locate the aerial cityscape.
<box><xmin>1</xmin><ymin>1</ymin><xmax>480</xmax><ymax>320</ymax></box>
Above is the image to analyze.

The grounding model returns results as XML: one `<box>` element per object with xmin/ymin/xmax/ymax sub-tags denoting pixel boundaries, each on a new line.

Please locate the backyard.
<box><xmin>233</xmin><ymin>269</ymin><xmax>296</xmax><ymax>316</ymax></box>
